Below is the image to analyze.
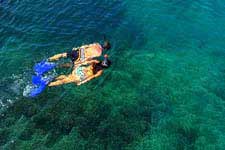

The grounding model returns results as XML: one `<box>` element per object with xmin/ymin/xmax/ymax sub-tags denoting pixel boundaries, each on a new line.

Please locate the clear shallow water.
<box><xmin>0</xmin><ymin>0</ymin><xmax>225</xmax><ymax>149</ymax></box>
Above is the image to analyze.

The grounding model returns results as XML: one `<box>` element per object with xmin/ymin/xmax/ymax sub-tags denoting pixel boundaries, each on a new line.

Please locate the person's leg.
<box><xmin>48</xmin><ymin>53</ymin><xmax>67</xmax><ymax>61</ymax></box>
<box><xmin>59</xmin><ymin>63</ymin><xmax>72</xmax><ymax>68</ymax></box>
<box><xmin>55</xmin><ymin>75</ymin><xmax>67</xmax><ymax>80</ymax></box>
<box><xmin>48</xmin><ymin>77</ymin><xmax>73</xmax><ymax>86</ymax></box>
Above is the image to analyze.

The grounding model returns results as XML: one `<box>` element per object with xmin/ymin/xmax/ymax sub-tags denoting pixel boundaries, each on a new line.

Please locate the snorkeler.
<box><xmin>27</xmin><ymin>38</ymin><xmax>111</xmax><ymax>97</ymax></box>
<box><xmin>48</xmin><ymin>39</ymin><xmax>111</xmax><ymax>65</ymax></box>
<box><xmin>48</xmin><ymin>55</ymin><xmax>111</xmax><ymax>86</ymax></box>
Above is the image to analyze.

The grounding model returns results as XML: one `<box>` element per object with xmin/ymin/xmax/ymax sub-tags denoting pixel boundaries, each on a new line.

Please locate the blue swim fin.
<box><xmin>29</xmin><ymin>84</ymin><xmax>46</xmax><ymax>97</ymax></box>
<box><xmin>34</xmin><ymin>60</ymin><xmax>56</xmax><ymax>75</ymax></box>
<box><xmin>29</xmin><ymin>75</ymin><xmax>53</xmax><ymax>97</ymax></box>
<box><xmin>32</xmin><ymin>75</ymin><xmax>46</xmax><ymax>85</ymax></box>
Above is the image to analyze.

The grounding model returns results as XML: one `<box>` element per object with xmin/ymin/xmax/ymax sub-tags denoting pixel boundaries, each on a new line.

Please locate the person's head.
<box><xmin>102</xmin><ymin>40</ymin><xmax>111</xmax><ymax>50</ymax></box>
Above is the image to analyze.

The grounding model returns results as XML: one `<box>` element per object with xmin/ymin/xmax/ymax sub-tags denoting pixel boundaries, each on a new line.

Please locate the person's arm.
<box><xmin>73</xmin><ymin>57</ymin><xmax>94</xmax><ymax>66</ymax></box>
<box><xmin>80</xmin><ymin>60</ymin><xmax>99</xmax><ymax>65</ymax></box>
<box><xmin>48</xmin><ymin>53</ymin><xmax>67</xmax><ymax>61</ymax></box>
<box><xmin>77</xmin><ymin>76</ymin><xmax>95</xmax><ymax>86</ymax></box>
<box><xmin>74</xmin><ymin>59</ymin><xmax>99</xmax><ymax>66</ymax></box>
<box><xmin>77</xmin><ymin>70</ymin><xmax>103</xmax><ymax>85</ymax></box>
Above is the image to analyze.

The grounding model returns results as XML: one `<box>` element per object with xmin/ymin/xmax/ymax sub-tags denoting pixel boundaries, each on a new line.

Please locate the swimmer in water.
<box><xmin>48</xmin><ymin>38</ymin><xmax>111</xmax><ymax>66</ymax></box>
<box><xmin>48</xmin><ymin>55</ymin><xmax>111</xmax><ymax>86</ymax></box>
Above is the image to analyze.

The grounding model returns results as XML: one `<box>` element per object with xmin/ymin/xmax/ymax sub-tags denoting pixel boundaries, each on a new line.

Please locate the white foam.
<box><xmin>23</xmin><ymin>84</ymin><xmax>36</xmax><ymax>97</ymax></box>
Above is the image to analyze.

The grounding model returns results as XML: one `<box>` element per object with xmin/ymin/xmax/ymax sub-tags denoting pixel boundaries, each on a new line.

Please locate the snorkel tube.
<box><xmin>102</xmin><ymin>35</ymin><xmax>111</xmax><ymax>50</ymax></box>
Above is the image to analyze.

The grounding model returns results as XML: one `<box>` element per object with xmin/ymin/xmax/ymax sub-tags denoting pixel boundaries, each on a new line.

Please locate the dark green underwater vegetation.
<box><xmin>1</xmin><ymin>0</ymin><xmax>225</xmax><ymax>149</ymax></box>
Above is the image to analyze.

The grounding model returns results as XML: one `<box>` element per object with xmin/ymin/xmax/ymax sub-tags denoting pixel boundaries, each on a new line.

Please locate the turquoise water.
<box><xmin>1</xmin><ymin>0</ymin><xmax>225</xmax><ymax>149</ymax></box>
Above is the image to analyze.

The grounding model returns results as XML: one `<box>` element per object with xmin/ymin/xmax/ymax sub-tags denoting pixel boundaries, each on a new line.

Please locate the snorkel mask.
<box><xmin>101</xmin><ymin>54</ymin><xmax>110</xmax><ymax>68</ymax></box>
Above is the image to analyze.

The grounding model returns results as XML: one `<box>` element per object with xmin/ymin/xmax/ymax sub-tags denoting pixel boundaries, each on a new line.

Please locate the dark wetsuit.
<box><xmin>67</xmin><ymin>48</ymin><xmax>85</xmax><ymax>62</ymax></box>
<box><xmin>67</xmin><ymin>50</ymin><xmax>79</xmax><ymax>62</ymax></box>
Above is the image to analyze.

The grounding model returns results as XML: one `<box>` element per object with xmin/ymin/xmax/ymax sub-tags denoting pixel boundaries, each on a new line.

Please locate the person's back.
<box><xmin>78</xmin><ymin>43</ymin><xmax>103</xmax><ymax>61</ymax></box>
